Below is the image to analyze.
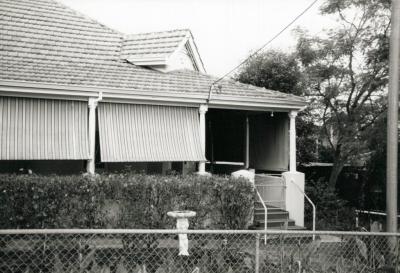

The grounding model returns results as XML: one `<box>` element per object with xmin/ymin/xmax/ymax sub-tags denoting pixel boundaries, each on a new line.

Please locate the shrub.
<box><xmin>305</xmin><ymin>178</ymin><xmax>355</xmax><ymax>230</ymax></box>
<box><xmin>0</xmin><ymin>173</ymin><xmax>254</xmax><ymax>229</ymax></box>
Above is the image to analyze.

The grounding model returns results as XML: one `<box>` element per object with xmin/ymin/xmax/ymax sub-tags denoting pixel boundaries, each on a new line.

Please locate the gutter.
<box><xmin>0</xmin><ymin>80</ymin><xmax>307</xmax><ymax>111</ymax></box>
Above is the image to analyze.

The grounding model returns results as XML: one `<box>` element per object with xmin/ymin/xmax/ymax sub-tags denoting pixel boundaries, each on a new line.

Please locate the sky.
<box><xmin>60</xmin><ymin>0</ymin><xmax>337</xmax><ymax>77</ymax></box>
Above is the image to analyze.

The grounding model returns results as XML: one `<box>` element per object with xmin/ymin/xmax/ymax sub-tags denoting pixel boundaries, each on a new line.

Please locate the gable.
<box><xmin>167</xmin><ymin>43</ymin><xmax>196</xmax><ymax>71</ymax></box>
<box><xmin>121</xmin><ymin>29</ymin><xmax>206</xmax><ymax>73</ymax></box>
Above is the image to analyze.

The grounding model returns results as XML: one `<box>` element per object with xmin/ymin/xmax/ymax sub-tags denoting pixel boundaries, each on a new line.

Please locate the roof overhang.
<box><xmin>126</xmin><ymin>56</ymin><xmax>168</xmax><ymax>66</ymax></box>
<box><xmin>0</xmin><ymin>80</ymin><xmax>307</xmax><ymax>112</ymax></box>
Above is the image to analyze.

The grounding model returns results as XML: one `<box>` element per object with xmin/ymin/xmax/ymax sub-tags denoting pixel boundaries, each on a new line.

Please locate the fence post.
<box><xmin>396</xmin><ymin>236</ymin><xmax>399</xmax><ymax>273</ymax></box>
<box><xmin>255</xmin><ymin>233</ymin><xmax>260</xmax><ymax>273</ymax></box>
<box><xmin>280</xmin><ymin>235</ymin><xmax>284</xmax><ymax>273</ymax></box>
<box><xmin>355</xmin><ymin>211</ymin><xmax>359</xmax><ymax>229</ymax></box>
<box><xmin>78</xmin><ymin>238</ymin><xmax>83</xmax><ymax>273</ymax></box>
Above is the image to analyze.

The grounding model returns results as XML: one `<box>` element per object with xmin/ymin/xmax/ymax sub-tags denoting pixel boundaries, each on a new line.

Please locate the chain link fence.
<box><xmin>0</xmin><ymin>229</ymin><xmax>399</xmax><ymax>273</ymax></box>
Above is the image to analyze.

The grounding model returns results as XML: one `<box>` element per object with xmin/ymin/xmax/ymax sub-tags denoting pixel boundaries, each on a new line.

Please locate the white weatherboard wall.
<box><xmin>283</xmin><ymin>171</ymin><xmax>305</xmax><ymax>227</ymax></box>
<box><xmin>167</xmin><ymin>46</ymin><xmax>196</xmax><ymax>71</ymax></box>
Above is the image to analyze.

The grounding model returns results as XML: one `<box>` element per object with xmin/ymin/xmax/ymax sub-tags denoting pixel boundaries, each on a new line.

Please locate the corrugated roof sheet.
<box><xmin>0</xmin><ymin>97</ymin><xmax>89</xmax><ymax>160</ymax></box>
<box><xmin>0</xmin><ymin>0</ymin><xmax>306</xmax><ymax>107</ymax></box>
<box><xmin>98</xmin><ymin>103</ymin><xmax>205</xmax><ymax>162</ymax></box>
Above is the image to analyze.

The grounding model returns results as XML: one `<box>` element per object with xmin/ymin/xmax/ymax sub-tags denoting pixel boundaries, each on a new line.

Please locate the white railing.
<box><xmin>289</xmin><ymin>179</ymin><xmax>316</xmax><ymax>241</ymax></box>
<box><xmin>255</xmin><ymin>175</ymin><xmax>286</xmax><ymax>210</ymax></box>
<box><xmin>355</xmin><ymin>209</ymin><xmax>400</xmax><ymax>218</ymax></box>
<box><xmin>255</xmin><ymin>183</ymin><xmax>286</xmax><ymax>209</ymax></box>
<box><xmin>255</xmin><ymin>189</ymin><xmax>267</xmax><ymax>244</ymax></box>
<box><xmin>355</xmin><ymin>209</ymin><xmax>400</xmax><ymax>229</ymax></box>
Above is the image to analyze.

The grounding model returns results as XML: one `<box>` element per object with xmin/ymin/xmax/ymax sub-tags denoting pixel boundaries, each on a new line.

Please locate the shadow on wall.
<box><xmin>0</xmin><ymin>160</ymin><xmax>85</xmax><ymax>175</ymax></box>
<box><xmin>103</xmin><ymin>162</ymin><xmax>197</xmax><ymax>175</ymax></box>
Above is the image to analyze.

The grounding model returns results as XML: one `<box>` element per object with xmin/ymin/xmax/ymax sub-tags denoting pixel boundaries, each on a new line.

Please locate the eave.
<box><xmin>0</xmin><ymin>80</ymin><xmax>307</xmax><ymax>112</ymax></box>
<box><xmin>126</xmin><ymin>56</ymin><xmax>168</xmax><ymax>66</ymax></box>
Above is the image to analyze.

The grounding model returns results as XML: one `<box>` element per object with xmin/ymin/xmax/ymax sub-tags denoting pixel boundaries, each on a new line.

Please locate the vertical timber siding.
<box><xmin>0</xmin><ymin>97</ymin><xmax>89</xmax><ymax>160</ymax></box>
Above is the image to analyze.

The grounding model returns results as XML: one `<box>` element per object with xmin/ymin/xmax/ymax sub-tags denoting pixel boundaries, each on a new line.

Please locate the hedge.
<box><xmin>0</xmin><ymin>173</ymin><xmax>254</xmax><ymax>229</ymax></box>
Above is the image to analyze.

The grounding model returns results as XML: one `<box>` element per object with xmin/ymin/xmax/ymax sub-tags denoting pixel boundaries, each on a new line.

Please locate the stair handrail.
<box><xmin>255</xmin><ymin>188</ymin><xmax>267</xmax><ymax>244</ymax></box>
<box><xmin>289</xmin><ymin>179</ymin><xmax>316</xmax><ymax>241</ymax></box>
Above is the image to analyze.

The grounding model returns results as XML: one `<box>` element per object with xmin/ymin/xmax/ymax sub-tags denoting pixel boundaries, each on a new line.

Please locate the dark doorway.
<box><xmin>206</xmin><ymin>109</ymin><xmax>247</xmax><ymax>174</ymax></box>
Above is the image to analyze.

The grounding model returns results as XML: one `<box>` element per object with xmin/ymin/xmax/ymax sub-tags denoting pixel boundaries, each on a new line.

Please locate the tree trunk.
<box><xmin>329</xmin><ymin>162</ymin><xmax>344</xmax><ymax>190</ymax></box>
<box><xmin>329</xmin><ymin>147</ymin><xmax>345</xmax><ymax>190</ymax></box>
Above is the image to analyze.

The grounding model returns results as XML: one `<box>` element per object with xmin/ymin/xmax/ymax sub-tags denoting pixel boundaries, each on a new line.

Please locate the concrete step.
<box><xmin>252</xmin><ymin>203</ymin><xmax>305</xmax><ymax>230</ymax></box>
<box><xmin>287</xmin><ymin>225</ymin><xmax>307</xmax><ymax>230</ymax></box>
<box><xmin>254</xmin><ymin>206</ymin><xmax>286</xmax><ymax>212</ymax></box>
<box><xmin>252</xmin><ymin>222</ymin><xmax>307</xmax><ymax>231</ymax></box>
<box><xmin>254</xmin><ymin>208</ymin><xmax>287</xmax><ymax>214</ymax></box>
<box><xmin>254</xmin><ymin>210</ymin><xmax>289</xmax><ymax>221</ymax></box>
<box><xmin>254</xmin><ymin>202</ymin><xmax>285</xmax><ymax>209</ymax></box>
<box><xmin>269</xmin><ymin>225</ymin><xmax>307</xmax><ymax>231</ymax></box>
<box><xmin>254</xmin><ymin>205</ymin><xmax>286</xmax><ymax>211</ymax></box>
<box><xmin>254</xmin><ymin>219</ymin><xmax>296</xmax><ymax>229</ymax></box>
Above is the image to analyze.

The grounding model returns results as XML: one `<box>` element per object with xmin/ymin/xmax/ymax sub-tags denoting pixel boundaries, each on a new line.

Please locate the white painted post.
<box><xmin>245</xmin><ymin>115</ymin><xmax>250</xmax><ymax>169</ymax></box>
<box><xmin>285</xmin><ymin>110</ymin><xmax>307</xmax><ymax>227</ymax></box>
<box><xmin>288</xmin><ymin>110</ymin><xmax>298</xmax><ymax>172</ymax></box>
<box><xmin>198</xmin><ymin>105</ymin><xmax>208</xmax><ymax>174</ymax></box>
<box><xmin>86</xmin><ymin>98</ymin><xmax>97</xmax><ymax>175</ymax></box>
<box><xmin>283</xmin><ymin>172</ymin><xmax>305</xmax><ymax>227</ymax></box>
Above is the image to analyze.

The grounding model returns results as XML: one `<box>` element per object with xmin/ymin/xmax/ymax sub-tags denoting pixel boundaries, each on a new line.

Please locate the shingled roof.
<box><xmin>121</xmin><ymin>29</ymin><xmax>206</xmax><ymax>72</ymax></box>
<box><xmin>122</xmin><ymin>29</ymin><xmax>189</xmax><ymax>60</ymax></box>
<box><xmin>0</xmin><ymin>0</ymin><xmax>306</xmax><ymax>110</ymax></box>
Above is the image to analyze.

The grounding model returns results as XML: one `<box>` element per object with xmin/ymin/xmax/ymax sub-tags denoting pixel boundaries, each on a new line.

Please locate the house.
<box><xmin>0</xmin><ymin>0</ymin><xmax>307</xmax><ymax>228</ymax></box>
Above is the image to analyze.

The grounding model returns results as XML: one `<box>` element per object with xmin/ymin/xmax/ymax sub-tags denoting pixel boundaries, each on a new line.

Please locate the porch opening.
<box><xmin>205</xmin><ymin>109</ymin><xmax>289</xmax><ymax>175</ymax></box>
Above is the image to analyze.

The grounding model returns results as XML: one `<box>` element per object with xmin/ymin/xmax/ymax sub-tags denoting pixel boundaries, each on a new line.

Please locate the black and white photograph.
<box><xmin>0</xmin><ymin>0</ymin><xmax>399</xmax><ymax>271</ymax></box>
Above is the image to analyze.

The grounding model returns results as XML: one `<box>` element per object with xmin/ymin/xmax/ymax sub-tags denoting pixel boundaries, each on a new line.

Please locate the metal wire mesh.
<box><xmin>0</xmin><ymin>230</ymin><xmax>399</xmax><ymax>273</ymax></box>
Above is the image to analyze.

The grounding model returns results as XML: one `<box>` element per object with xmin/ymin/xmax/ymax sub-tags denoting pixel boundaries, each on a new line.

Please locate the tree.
<box><xmin>236</xmin><ymin>0</ymin><xmax>390</xmax><ymax>189</ymax></box>
<box><xmin>236</xmin><ymin>50</ymin><xmax>304</xmax><ymax>96</ymax></box>
<box><xmin>296</xmin><ymin>0</ymin><xmax>390</xmax><ymax>189</ymax></box>
<box><xmin>363</xmin><ymin>113</ymin><xmax>387</xmax><ymax>210</ymax></box>
<box><xmin>236</xmin><ymin>50</ymin><xmax>318</xmax><ymax>165</ymax></box>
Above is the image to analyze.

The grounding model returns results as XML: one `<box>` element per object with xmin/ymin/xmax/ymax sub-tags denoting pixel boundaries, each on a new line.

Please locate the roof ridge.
<box><xmin>124</xmin><ymin>28</ymin><xmax>190</xmax><ymax>39</ymax></box>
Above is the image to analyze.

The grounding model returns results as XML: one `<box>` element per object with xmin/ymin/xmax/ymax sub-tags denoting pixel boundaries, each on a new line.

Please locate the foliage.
<box><xmin>213</xmin><ymin>177</ymin><xmax>256</xmax><ymax>229</ymax></box>
<box><xmin>236</xmin><ymin>50</ymin><xmax>305</xmax><ymax>95</ymax></box>
<box><xmin>296</xmin><ymin>110</ymin><xmax>319</xmax><ymax>165</ymax></box>
<box><xmin>236</xmin><ymin>50</ymin><xmax>318</xmax><ymax>165</ymax></box>
<box><xmin>296</xmin><ymin>0</ymin><xmax>390</xmax><ymax>188</ymax></box>
<box><xmin>363</xmin><ymin>113</ymin><xmax>400</xmax><ymax>212</ymax></box>
<box><xmin>261</xmin><ymin>236</ymin><xmax>391</xmax><ymax>273</ymax></box>
<box><xmin>363</xmin><ymin>113</ymin><xmax>387</xmax><ymax>211</ymax></box>
<box><xmin>238</xmin><ymin>0</ymin><xmax>391</xmax><ymax>189</ymax></box>
<box><xmin>0</xmin><ymin>173</ymin><xmax>254</xmax><ymax>229</ymax></box>
<box><xmin>305</xmin><ymin>177</ymin><xmax>355</xmax><ymax>230</ymax></box>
